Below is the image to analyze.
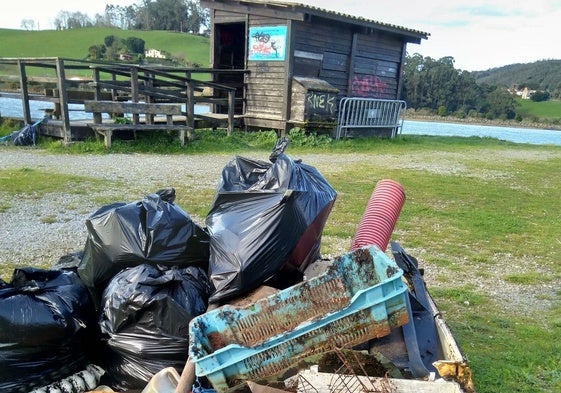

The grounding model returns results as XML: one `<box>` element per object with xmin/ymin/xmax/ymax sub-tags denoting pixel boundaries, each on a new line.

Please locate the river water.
<box><xmin>2</xmin><ymin>97</ymin><xmax>561</xmax><ymax>146</ymax></box>
<box><xmin>401</xmin><ymin>119</ymin><xmax>561</xmax><ymax>146</ymax></box>
<box><xmin>0</xmin><ymin>97</ymin><xmax>209</xmax><ymax>120</ymax></box>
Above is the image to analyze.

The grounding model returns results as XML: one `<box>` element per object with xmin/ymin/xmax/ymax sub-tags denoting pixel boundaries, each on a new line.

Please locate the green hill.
<box><xmin>0</xmin><ymin>27</ymin><xmax>210</xmax><ymax>67</ymax></box>
<box><xmin>471</xmin><ymin>59</ymin><xmax>561</xmax><ymax>92</ymax></box>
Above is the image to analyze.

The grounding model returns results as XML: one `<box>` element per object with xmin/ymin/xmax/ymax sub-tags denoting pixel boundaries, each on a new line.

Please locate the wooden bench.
<box><xmin>84</xmin><ymin>100</ymin><xmax>192</xmax><ymax>148</ymax></box>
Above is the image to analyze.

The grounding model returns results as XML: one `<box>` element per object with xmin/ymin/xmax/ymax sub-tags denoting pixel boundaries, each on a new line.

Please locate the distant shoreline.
<box><xmin>405</xmin><ymin>113</ymin><xmax>561</xmax><ymax>132</ymax></box>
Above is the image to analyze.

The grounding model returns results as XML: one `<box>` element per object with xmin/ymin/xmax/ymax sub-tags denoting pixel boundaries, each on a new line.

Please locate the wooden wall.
<box><xmin>244</xmin><ymin>15</ymin><xmax>289</xmax><ymax>129</ymax></box>
<box><xmin>292</xmin><ymin>21</ymin><xmax>352</xmax><ymax>95</ymax></box>
<box><xmin>209</xmin><ymin>6</ymin><xmax>407</xmax><ymax>131</ymax></box>
<box><xmin>350</xmin><ymin>32</ymin><xmax>404</xmax><ymax>99</ymax></box>
<box><xmin>291</xmin><ymin>20</ymin><xmax>405</xmax><ymax>100</ymax></box>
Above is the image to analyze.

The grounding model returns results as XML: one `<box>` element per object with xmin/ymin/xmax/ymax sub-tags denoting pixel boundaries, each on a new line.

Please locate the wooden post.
<box><xmin>55</xmin><ymin>58</ymin><xmax>72</xmax><ymax>144</ymax></box>
<box><xmin>130</xmin><ymin>66</ymin><xmax>140</xmax><ymax>125</ymax></box>
<box><xmin>111</xmin><ymin>71</ymin><xmax>118</xmax><ymax>101</ymax></box>
<box><xmin>17</xmin><ymin>60</ymin><xmax>32</xmax><ymax>124</ymax></box>
<box><xmin>347</xmin><ymin>33</ymin><xmax>358</xmax><ymax>97</ymax></box>
<box><xmin>145</xmin><ymin>69</ymin><xmax>155</xmax><ymax>124</ymax></box>
<box><xmin>227</xmin><ymin>89</ymin><xmax>235</xmax><ymax>136</ymax></box>
<box><xmin>281</xmin><ymin>19</ymin><xmax>295</xmax><ymax>137</ymax></box>
<box><xmin>185</xmin><ymin>78</ymin><xmax>195</xmax><ymax>131</ymax></box>
<box><xmin>92</xmin><ymin>67</ymin><xmax>101</xmax><ymax>100</ymax></box>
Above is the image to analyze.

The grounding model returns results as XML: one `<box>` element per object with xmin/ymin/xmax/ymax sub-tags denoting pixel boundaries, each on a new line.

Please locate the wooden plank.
<box><xmin>243</xmin><ymin>116</ymin><xmax>285</xmax><ymax>130</ymax></box>
<box><xmin>294</xmin><ymin>369</ymin><xmax>463</xmax><ymax>393</ymax></box>
<box><xmin>17</xmin><ymin>60</ymin><xmax>31</xmax><ymax>124</ymax></box>
<box><xmin>213</xmin><ymin>9</ymin><xmax>247</xmax><ymax>23</ymax></box>
<box><xmin>83</xmin><ymin>101</ymin><xmax>183</xmax><ymax>115</ymax></box>
<box><xmin>55</xmin><ymin>58</ymin><xmax>72</xmax><ymax>144</ymax></box>
<box><xmin>89</xmin><ymin>124</ymin><xmax>191</xmax><ymax>148</ymax></box>
<box><xmin>202</xmin><ymin>0</ymin><xmax>305</xmax><ymax>22</ymax></box>
<box><xmin>293</xmin><ymin>22</ymin><xmax>352</xmax><ymax>53</ymax></box>
<box><xmin>322</xmin><ymin>52</ymin><xmax>348</xmax><ymax>72</ymax></box>
<box><xmin>294</xmin><ymin>57</ymin><xmax>322</xmax><ymax>77</ymax></box>
<box><xmin>283</xmin><ymin>19</ymin><xmax>295</xmax><ymax>135</ymax></box>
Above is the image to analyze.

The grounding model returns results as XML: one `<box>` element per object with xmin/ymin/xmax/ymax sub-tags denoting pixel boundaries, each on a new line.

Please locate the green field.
<box><xmin>0</xmin><ymin>27</ymin><xmax>210</xmax><ymax>72</ymax></box>
<box><xmin>515</xmin><ymin>97</ymin><xmax>561</xmax><ymax>122</ymax></box>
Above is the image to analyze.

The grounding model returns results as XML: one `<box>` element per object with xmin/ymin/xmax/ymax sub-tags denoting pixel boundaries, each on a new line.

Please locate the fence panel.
<box><xmin>336</xmin><ymin>98</ymin><xmax>406</xmax><ymax>139</ymax></box>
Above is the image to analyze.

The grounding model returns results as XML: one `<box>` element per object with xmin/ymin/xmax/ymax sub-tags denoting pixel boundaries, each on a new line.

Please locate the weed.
<box><xmin>39</xmin><ymin>215</ymin><xmax>58</xmax><ymax>224</ymax></box>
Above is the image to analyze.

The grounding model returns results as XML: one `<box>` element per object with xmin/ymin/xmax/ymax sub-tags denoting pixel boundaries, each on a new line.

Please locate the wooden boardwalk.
<box><xmin>0</xmin><ymin>57</ymin><xmax>247</xmax><ymax>144</ymax></box>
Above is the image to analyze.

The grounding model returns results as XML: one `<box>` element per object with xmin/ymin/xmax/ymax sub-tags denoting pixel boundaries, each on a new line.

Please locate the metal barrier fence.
<box><xmin>336</xmin><ymin>98</ymin><xmax>407</xmax><ymax>139</ymax></box>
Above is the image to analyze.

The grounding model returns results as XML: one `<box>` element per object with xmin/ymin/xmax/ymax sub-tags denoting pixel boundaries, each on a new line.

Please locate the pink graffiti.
<box><xmin>251</xmin><ymin>42</ymin><xmax>273</xmax><ymax>56</ymax></box>
<box><xmin>352</xmin><ymin>75</ymin><xmax>387</xmax><ymax>97</ymax></box>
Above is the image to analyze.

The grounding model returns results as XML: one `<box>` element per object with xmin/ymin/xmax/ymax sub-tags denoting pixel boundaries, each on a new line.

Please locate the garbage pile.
<box><xmin>0</xmin><ymin>138</ymin><xmax>331</xmax><ymax>391</ymax></box>
<box><xmin>0</xmin><ymin>138</ymin><xmax>474</xmax><ymax>393</ymax></box>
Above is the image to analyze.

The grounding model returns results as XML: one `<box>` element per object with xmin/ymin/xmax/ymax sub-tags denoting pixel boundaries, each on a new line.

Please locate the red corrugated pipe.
<box><xmin>350</xmin><ymin>179</ymin><xmax>406</xmax><ymax>252</ymax></box>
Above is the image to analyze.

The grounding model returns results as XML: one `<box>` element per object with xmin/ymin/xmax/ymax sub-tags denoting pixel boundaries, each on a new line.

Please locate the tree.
<box><xmin>54</xmin><ymin>10</ymin><xmax>92</xmax><ymax>29</ymax></box>
<box><xmin>401</xmin><ymin>53</ymin><xmax>524</xmax><ymax>120</ymax></box>
<box><xmin>485</xmin><ymin>87</ymin><xmax>517</xmax><ymax>119</ymax></box>
<box><xmin>531</xmin><ymin>91</ymin><xmax>550</xmax><ymax>102</ymax></box>
<box><xmin>129</xmin><ymin>0</ymin><xmax>209</xmax><ymax>32</ymax></box>
<box><xmin>402</xmin><ymin>54</ymin><xmax>481</xmax><ymax>114</ymax></box>
<box><xmin>48</xmin><ymin>0</ymin><xmax>210</xmax><ymax>33</ymax></box>
<box><xmin>88</xmin><ymin>45</ymin><xmax>106</xmax><ymax>60</ymax></box>
<box><xmin>185</xmin><ymin>0</ymin><xmax>209</xmax><ymax>33</ymax></box>
<box><xmin>104</xmin><ymin>35</ymin><xmax>118</xmax><ymax>48</ymax></box>
<box><xmin>20</xmin><ymin>19</ymin><xmax>35</xmax><ymax>31</ymax></box>
<box><xmin>125</xmin><ymin>37</ymin><xmax>145</xmax><ymax>55</ymax></box>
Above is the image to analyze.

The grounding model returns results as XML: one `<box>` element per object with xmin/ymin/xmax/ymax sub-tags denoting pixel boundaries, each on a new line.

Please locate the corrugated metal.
<box><xmin>236</xmin><ymin>0</ymin><xmax>430</xmax><ymax>40</ymax></box>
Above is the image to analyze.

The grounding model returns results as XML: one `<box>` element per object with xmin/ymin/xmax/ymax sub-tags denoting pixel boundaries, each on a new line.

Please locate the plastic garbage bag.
<box><xmin>0</xmin><ymin>267</ymin><xmax>97</xmax><ymax>393</ymax></box>
<box><xmin>98</xmin><ymin>264</ymin><xmax>212</xmax><ymax>390</ymax></box>
<box><xmin>206</xmin><ymin>138</ymin><xmax>337</xmax><ymax>303</ymax></box>
<box><xmin>12</xmin><ymin>123</ymin><xmax>38</xmax><ymax>146</ymax></box>
<box><xmin>0</xmin><ymin>117</ymin><xmax>45</xmax><ymax>146</ymax></box>
<box><xmin>77</xmin><ymin>188</ymin><xmax>210</xmax><ymax>306</ymax></box>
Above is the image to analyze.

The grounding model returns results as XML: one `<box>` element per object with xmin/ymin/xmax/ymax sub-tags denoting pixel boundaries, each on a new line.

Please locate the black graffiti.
<box><xmin>256</xmin><ymin>62</ymin><xmax>269</xmax><ymax>74</ymax></box>
<box><xmin>252</xmin><ymin>32</ymin><xmax>270</xmax><ymax>43</ymax></box>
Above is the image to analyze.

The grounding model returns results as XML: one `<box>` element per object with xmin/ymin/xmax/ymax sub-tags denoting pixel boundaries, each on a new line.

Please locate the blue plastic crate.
<box><xmin>188</xmin><ymin>245</ymin><xmax>408</xmax><ymax>393</ymax></box>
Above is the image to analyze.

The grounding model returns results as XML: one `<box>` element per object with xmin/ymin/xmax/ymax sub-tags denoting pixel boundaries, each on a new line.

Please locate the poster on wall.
<box><xmin>248</xmin><ymin>25</ymin><xmax>287</xmax><ymax>61</ymax></box>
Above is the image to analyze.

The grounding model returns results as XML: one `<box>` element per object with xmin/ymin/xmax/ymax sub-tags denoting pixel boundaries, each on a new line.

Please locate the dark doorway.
<box><xmin>215</xmin><ymin>23</ymin><xmax>246</xmax><ymax>69</ymax></box>
<box><xmin>214</xmin><ymin>23</ymin><xmax>246</xmax><ymax>114</ymax></box>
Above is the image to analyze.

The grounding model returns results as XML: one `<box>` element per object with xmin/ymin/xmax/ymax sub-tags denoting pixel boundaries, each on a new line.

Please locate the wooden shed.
<box><xmin>200</xmin><ymin>0</ymin><xmax>429</xmax><ymax>134</ymax></box>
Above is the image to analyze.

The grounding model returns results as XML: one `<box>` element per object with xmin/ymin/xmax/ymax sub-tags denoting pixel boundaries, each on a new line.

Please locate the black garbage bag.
<box><xmin>0</xmin><ymin>117</ymin><xmax>46</xmax><ymax>146</ymax></box>
<box><xmin>98</xmin><ymin>264</ymin><xmax>212</xmax><ymax>390</ymax></box>
<box><xmin>0</xmin><ymin>268</ymin><xmax>98</xmax><ymax>393</ymax></box>
<box><xmin>206</xmin><ymin>138</ymin><xmax>337</xmax><ymax>303</ymax></box>
<box><xmin>12</xmin><ymin>123</ymin><xmax>38</xmax><ymax>146</ymax></box>
<box><xmin>77</xmin><ymin>188</ymin><xmax>210</xmax><ymax>307</ymax></box>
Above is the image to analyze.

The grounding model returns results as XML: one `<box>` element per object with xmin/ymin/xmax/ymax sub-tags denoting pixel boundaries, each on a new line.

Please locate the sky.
<box><xmin>1</xmin><ymin>0</ymin><xmax>560</xmax><ymax>71</ymax></box>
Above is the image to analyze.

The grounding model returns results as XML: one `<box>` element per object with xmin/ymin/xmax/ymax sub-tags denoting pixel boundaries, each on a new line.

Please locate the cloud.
<box><xmin>2</xmin><ymin>0</ymin><xmax>560</xmax><ymax>71</ymax></box>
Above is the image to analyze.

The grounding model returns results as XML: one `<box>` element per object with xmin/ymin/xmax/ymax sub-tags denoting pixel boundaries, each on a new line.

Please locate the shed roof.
<box><xmin>203</xmin><ymin>0</ymin><xmax>430</xmax><ymax>43</ymax></box>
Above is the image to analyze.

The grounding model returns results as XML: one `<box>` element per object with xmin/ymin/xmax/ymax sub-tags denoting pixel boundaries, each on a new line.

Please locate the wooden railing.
<box><xmin>0</xmin><ymin>57</ymin><xmax>248</xmax><ymax>144</ymax></box>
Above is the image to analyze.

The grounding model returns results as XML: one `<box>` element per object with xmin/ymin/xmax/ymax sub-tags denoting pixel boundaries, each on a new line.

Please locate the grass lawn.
<box><xmin>515</xmin><ymin>97</ymin><xmax>561</xmax><ymax>122</ymax></box>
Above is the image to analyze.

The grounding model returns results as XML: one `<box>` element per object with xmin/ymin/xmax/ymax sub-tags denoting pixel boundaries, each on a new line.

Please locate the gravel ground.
<box><xmin>0</xmin><ymin>150</ymin><xmax>233</xmax><ymax>268</ymax></box>
<box><xmin>0</xmin><ymin>148</ymin><xmax>559</xmax><ymax>320</ymax></box>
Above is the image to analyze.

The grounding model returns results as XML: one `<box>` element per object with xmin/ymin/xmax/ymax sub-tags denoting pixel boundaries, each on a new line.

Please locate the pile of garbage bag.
<box><xmin>206</xmin><ymin>137</ymin><xmax>337</xmax><ymax>303</ymax></box>
<box><xmin>0</xmin><ymin>137</ymin><xmax>339</xmax><ymax>392</ymax></box>
<box><xmin>77</xmin><ymin>187</ymin><xmax>210</xmax><ymax>309</ymax></box>
<box><xmin>99</xmin><ymin>264</ymin><xmax>212</xmax><ymax>390</ymax></box>
<box><xmin>0</xmin><ymin>268</ymin><xmax>98</xmax><ymax>392</ymax></box>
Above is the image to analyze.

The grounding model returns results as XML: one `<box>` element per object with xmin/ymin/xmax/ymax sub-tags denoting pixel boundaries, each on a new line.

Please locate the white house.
<box><xmin>145</xmin><ymin>49</ymin><xmax>167</xmax><ymax>59</ymax></box>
